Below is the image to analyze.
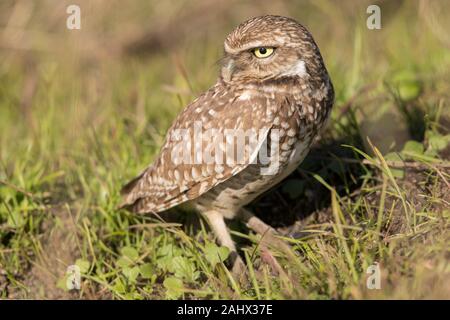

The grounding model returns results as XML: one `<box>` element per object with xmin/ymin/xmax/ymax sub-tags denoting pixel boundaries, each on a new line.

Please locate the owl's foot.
<box><xmin>238</xmin><ymin>208</ymin><xmax>294</xmax><ymax>257</ymax></box>
<box><xmin>230</xmin><ymin>254</ymin><xmax>247</xmax><ymax>279</ymax></box>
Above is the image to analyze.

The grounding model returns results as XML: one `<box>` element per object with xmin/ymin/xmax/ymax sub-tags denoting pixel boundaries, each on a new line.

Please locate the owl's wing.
<box><xmin>120</xmin><ymin>85</ymin><xmax>279</xmax><ymax>214</ymax></box>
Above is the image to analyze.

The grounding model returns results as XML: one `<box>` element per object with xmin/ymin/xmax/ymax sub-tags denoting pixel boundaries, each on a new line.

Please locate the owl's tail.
<box><xmin>117</xmin><ymin>170</ymin><xmax>146</xmax><ymax>210</ymax></box>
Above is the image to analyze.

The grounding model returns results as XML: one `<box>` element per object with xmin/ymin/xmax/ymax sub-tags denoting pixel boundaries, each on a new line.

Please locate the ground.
<box><xmin>0</xmin><ymin>0</ymin><xmax>449</xmax><ymax>299</ymax></box>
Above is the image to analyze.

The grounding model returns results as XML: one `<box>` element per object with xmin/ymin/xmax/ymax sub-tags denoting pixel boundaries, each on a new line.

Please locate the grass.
<box><xmin>0</xmin><ymin>1</ymin><xmax>449</xmax><ymax>299</ymax></box>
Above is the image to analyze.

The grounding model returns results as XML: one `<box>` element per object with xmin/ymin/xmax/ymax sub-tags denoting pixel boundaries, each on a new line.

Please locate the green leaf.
<box><xmin>402</xmin><ymin>140</ymin><xmax>424</xmax><ymax>157</ymax></box>
<box><xmin>56</xmin><ymin>275</ymin><xmax>69</xmax><ymax>292</ymax></box>
<box><xmin>428</xmin><ymin>132</ymin><xmax>450</xmax><ymax>152</ymax></box>
<box><xmin>139</xmin><ymin>263</ymin><xmax>154</xmax><ymax>279</ymax></box>
<box><xmin>204</xmin><ymin>243</ymin><xmax>230</xmax><ymax>267</ymax></box>
<box><xmin>391</xmin><ymin>70</ymin><xmax>421</xmax><ymax>101</ymax></box>
<box><xmin>121</xmin><ymin>246</ymin><xmax>139</xmax><ymax>261</ymax></box>
<box><xmin>116</xmin><ymin>257</ymin><xmax>132</xmax><ymax>268</ymax></box>
<box><xmin>398</xmin><ymin>82</ymin><xmax>421</xmax><ymax>101</ymax></box>
<box><xmin>75</xmin><ymin>259</ymin><xmax>90</xmax><ymax>274</ymax></box>
<box><xmin>112</xmin><ymin>278</ymin><xmax>126</xmax><ymax>294</ymax></box>
<box><xmin>156</xmin><ymin>256</ymin><xmax>172</xmax><ymax>272</ymax></box>
<box><xmin>122</xmin><ymin>266</ymin><xmax>140</xmax><ymax>283</ymax></box>
<box><xmin>384</xmin><ymin>152</ymin><xmax>404</xmax><ymax>178</ymax></box>
<box><xmin>158</xmin><ymin>243</ymin><xmax>182</xmax><ymax>257</ymax></box>
<box><xmin>167</xmin><ymin>256</ymin><xmax>199</xmax><ymax>283</ymax></box>
<box><xmin>156</xmin><ymin>244</ymin><xmax>183</xmax><ymax>272</ymax></box>
<box><xmin>6</xmin><ymin>209</ymin><xmax>25</xmax><ymax>228</ymax></box>
<box><xmin>163</xmin><ymin>277</ymin><xmax>184</xmax><ymax>299</ymax></box>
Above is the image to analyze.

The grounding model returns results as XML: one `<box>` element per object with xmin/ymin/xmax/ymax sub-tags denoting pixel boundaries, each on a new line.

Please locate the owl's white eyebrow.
<box><xmin>279</xmin><ymin>60</ymin><xmax>308</xmax><ymax>78</ymax></box>
<box><xmin>224</xmin><ymin>41</ymin><xmax>281</xmax><ymax>54</ymax></box>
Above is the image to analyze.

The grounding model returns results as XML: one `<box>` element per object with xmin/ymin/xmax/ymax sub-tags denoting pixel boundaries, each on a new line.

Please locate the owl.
<box><xmin>120</xmin><ymin>15</ymin><xmax>334</xmax><ymax>272</ymax></box>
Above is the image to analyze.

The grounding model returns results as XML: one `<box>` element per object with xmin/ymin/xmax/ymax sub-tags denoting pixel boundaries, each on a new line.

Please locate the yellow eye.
<box><xmin>253</xmin><ymin>47</ymin><xmax>274</xmax><ymax>58</ymax></box>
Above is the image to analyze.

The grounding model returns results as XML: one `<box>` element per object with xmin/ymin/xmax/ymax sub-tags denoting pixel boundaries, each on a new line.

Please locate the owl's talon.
<box><xmin>238</xmin><ymin>208</ymin><xmax>294</xmax><ymax>256</ymax></box>
<box><xmin>231</xmin><ymin>255</ymin><xmax>247</xmax><ymax>279</ymax></box>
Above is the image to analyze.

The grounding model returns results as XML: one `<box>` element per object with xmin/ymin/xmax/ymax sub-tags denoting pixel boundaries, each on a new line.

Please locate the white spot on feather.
<box><xmin>238</xmin><ymin>90</ymin><xmax>253</xmax><ymax>101</ymax></box>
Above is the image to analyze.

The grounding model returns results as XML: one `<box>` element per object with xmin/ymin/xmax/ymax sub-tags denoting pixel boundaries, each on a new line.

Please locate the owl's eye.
<box><xmin>252</xmin><ymin>47</ymin><xmax>275</xmax><ymax>58</ymax></box>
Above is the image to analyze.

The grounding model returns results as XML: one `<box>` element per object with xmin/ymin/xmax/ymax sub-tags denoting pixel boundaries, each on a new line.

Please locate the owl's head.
<box><xmin>221</xmin><ymin>15</ymin><xmax>326</xmax><ymax>84</ymax></box>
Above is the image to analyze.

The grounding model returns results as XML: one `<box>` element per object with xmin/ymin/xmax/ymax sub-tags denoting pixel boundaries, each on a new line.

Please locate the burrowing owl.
<box><xmin>120</xmin><ymin>15</ymin><xmax>334</xmax><ymax>271</ymax></box>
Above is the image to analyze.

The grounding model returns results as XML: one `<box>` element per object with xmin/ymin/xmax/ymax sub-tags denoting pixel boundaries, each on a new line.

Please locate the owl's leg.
<box><xmin>237</xmin><ymin>208</ymin><xmax>292</xmax><ymax>254</ymax></box>
<box><xmin>202</xmin><ymin>210</ymin><xmax>246</xmax><ymax>276</ymax></box>
<box><xmin>237</xmin><ymin>207</ymin><xmax>277</xmax><ymax>236</ymax></box>
<box><xmin>238</xmin><ymin>210</ymin><xmax>295</xmax><ymax>279</ymax></box>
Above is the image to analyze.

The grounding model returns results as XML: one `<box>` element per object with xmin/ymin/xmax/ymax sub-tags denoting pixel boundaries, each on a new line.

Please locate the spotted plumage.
<box><xmin>120</xmin><ymin>15</ymin><xmax>334</xmax><ymax>270</ymax></box>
